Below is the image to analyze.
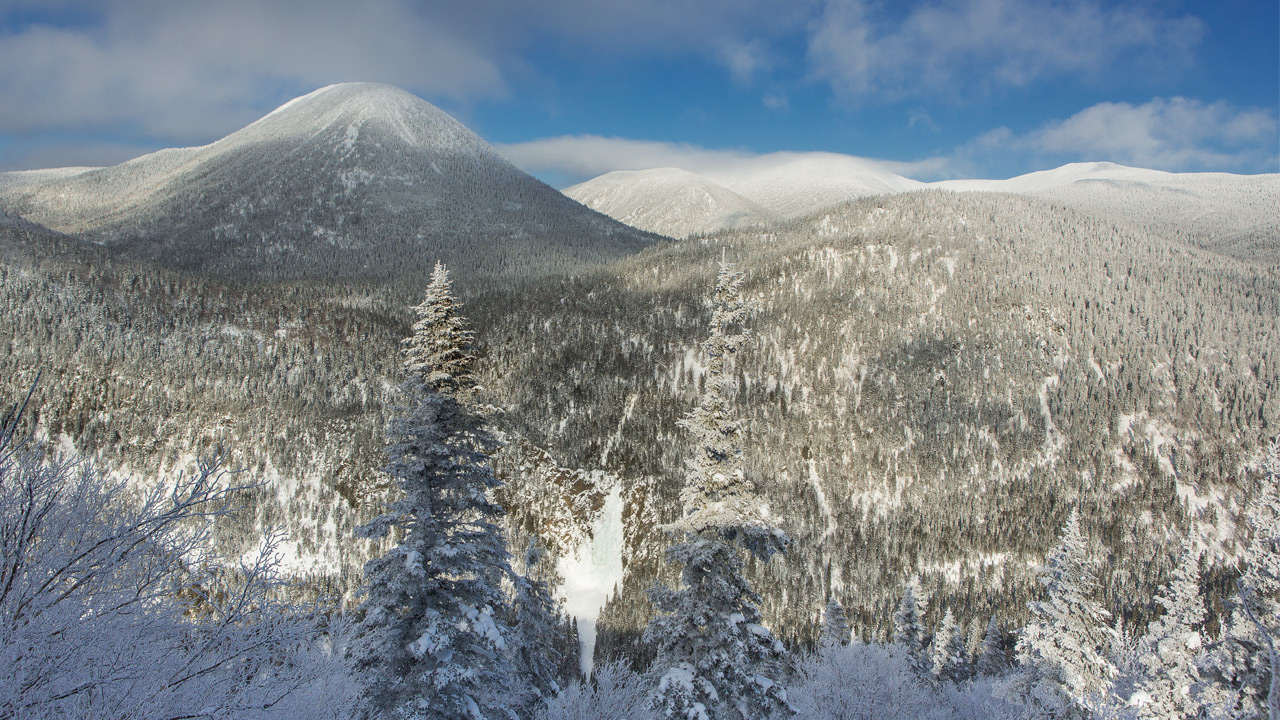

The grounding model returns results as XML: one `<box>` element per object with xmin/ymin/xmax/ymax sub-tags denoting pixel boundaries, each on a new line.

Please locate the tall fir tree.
<box><xmin>977</xmin><ymin>616</ymin><xmax>1009</xmax><ymax>677</ymax></box>
<box><xmin>404</xmin><ymin>260</ymin><xmax>477</xmax><ymax>395</ymax></box>
<box><xmin>1135</xmin><ymin>537</ymin><xmax>1206</xmax><ymax>719</ymax></box>
<box><xmin>1013</xmin><ymin>509</ymin><xmax>1118</xmax><ymax>719</ymax></box>
<box><xmin>645</xmin><ymin>263</ymin><xmax>791</xmax><ymax>720</ymax></box>
<box><xmin>351</xmin><ymin>263</ymin><xmax>519</xmax><ymax>720</ymax></box>
<box><xmin>821</xmin><ymin>596</ymin><xmax>852</xmax><ymax>648</ymax></box>
<box><xmin>931</xmin><ymin>608</ymin><xmax>970</xmax><ymax>683</ymax></box>
<box><xmin>893</xmin><ymin>575</ymin><xmax>930</xmax><ymax>674</ymax></box>
<box><xmin>509</xmin><ymin>541</ymin><xmax>568</xmax><ymax>707</ymax></box>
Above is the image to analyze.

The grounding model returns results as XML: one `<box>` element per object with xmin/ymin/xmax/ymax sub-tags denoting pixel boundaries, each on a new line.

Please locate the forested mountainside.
<box><xmin>0</xmin><ymin>83</ymin><xmax>657</xmax><ymax>288</ymax></box>
<box><xmin>571</xmin><ymin>159</ymin><xmax>1279</xmax><ymax>250</ymax></box>
<box><xmin>2</xmin><ymin>183</ymin><xmax>1275</xmax><ymax>671</ymax></box>
<box><xmin>1035</xmin><ymin>175</ymin><xmax>1280</xmax><ymax>263</ymax></box>
<box><xmin>481</xmin><ymin>189</ymin><xmax>1279</xmax><ymax>659</ymax></box>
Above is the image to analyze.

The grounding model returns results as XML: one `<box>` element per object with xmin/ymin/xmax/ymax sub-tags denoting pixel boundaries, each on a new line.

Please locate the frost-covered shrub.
<box><xmin>790</xmin><ymin>642</ymin><xmax>1032</xmax><ymax>720</ymax></box>
<box><xmin>537</xmin><ymin>661</ymin><xmax>657</xmax><ymax>720</ymax></box>
<box><xmin>0</xmin><ymin>399</ymin><xmax>327</xmax><ymax>720</ymax></box>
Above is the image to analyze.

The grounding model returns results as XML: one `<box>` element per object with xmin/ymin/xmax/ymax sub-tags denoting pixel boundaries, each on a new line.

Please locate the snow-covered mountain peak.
<box><xmin>708</xmin><ymin>153</ymin><xmax>925</xmax><ymax>216</ymax></box>
<box><xmin>563</xmin><ymin>153</ymin><xmax>925</xmax><ymax>237</ymax></box>
<box><xmin>564</xmin><ymin>168</ymin><xmax>777</xmax><ymax>238</ymax></box>
<box><xmin>931</xmin><ymin>161</ymin><xmax>1177</xmax><ymax>193</ymax></box>
<box><xmin>227</xmin><ymin>82</ymin><xmax>498</xmax><ymax>160</ymax></box>
<box><xmin>0</xmin><ymin>83</ymin><xmax>654</xmax><ymax>283</ymax></box>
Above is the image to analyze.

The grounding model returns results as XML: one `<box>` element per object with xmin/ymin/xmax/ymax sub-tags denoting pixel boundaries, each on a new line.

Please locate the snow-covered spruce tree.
<box><xmin>821</xmin><ymin>596</ymin><xmax>852</xmax><ymax>647</ymax></box>
<box><xmin>977</xmin><ymin>616</ymin><xmax>1010</xmax><ymax>677</ymax></box>
<box><xmin>645</xmin><ymin>262</ymin><xmax>791</xmax><ymax>720</ymax></box>
<box><xmin>352</xmin><ymin>263</ymin><xmax>520</xmax><ymax>720</ymax></box>
<box><xmin>1012</xmin><ymin>509</ymin><xmax>1118</xmax><ymax>718</ymax></box>
<box><xmin>1133</xmin><ymin>537</ymin><xmax>1205</xmax><ymax>719</ymax></box>
<box><xmin>404</xmin><ymin>260</ymin><xmax>478</xmax><ymax>394</ymax></box>
<box><xmin>931</xmin><ymin>608</ymin><xmax>970</xmax><ymax>684</ymax></box>
<box><xmin>510</xmin><ymin>541</ymin><xmax>567</xmax><ymax>706</ymax></box>
<box><xmin>894</xmin><ymin>575</ymin><xmax>931</xmax><ymax>674</ymax></box>
<box><xmin>1201</xmin><ymin>440</ymin><xmax>1280</xmax><ymax>720</ymax></box>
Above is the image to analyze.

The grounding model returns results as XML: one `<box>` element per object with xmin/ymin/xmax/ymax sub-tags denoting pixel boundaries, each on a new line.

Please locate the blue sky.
<box><xmin>0</xmin><ymin>0</ymin><xmax>1275</xmax><ymax>185</ymax></box>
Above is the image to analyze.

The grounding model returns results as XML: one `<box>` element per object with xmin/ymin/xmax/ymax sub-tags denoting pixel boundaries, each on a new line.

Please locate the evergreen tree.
<box><xmin>821</xmin><ymin>596</ymin><xmax>852</xmax><ymax>647</ymax></box>
<box><xmin>1013</xmin><ymin>509</ymin><xmax>1118</xmax><ymax>718</ymax></box>
<box><xmin>893</xmin><ymin>575</ymin><xmax>930</xmax><ymax>674</ymax></box>
<box><xmin>404</xmin><ymin>261</ymin><xmax>477</xmax><ymax>394</ymax></box>
<box><xmin>646</xmin><ymin>263</ymin><xmax>790</xmax><ymax>720</ymax></box>
<box><xmin>510</xmin><ymin>541</ymin><xmax>568</xmax><ymax>706</ymax></box>
<box><xmin>976</xmin><ymin>616</ymin><xmax>1009</xmax><ymax>677</ymax></box>
<box><xmin>352</xmin><ymin>266</ymin><xmax>519</xmax><ymax>720</ymax></box>
<box><xmin>931</xmin><ymin>608</ymin><xmax>970</xmax><ymax>683</ymax></box>
<box><xmin>1202</xmin><ymin>440</ymin><xmax>1280</xmax><ymax>720</ymax></box>
<box><xmin>1135</xmin><ymin>537</ymin><xmax>1205</xmax><ymax>719</ymax></box>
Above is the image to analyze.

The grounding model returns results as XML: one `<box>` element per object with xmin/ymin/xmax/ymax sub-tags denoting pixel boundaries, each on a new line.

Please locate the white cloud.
<box><xmin>0</xmin><ymin>0</ymin><xmax>510</xmax><ymax>142</ymax></box>
<box><xmin>0</xmin><ymin>0</ymin><xmax>823</xmax><ymax>148</ymax></box>
<box><xmin>718</xmin><ymin>39</ymin><xmax>775</xmax><ymax>86</ymax></box>
<box><xmin>496</xmin><ymin>136</ymin><xmax>759</xmax><ymax>182</ymax></box>
<box><xmin>496</xmin><ymin>135</ymin><xmax>949</xmax><ymax>186</ymax></box>
<box><xmin>0</xmin><ymin>140</ymin><xmax>158</xmax><ymax>172</ymax></box>
<box><xmin>959</xmin><ymin>97</ymin><xmax>1279</xmax><ymax>173</ymax></box>
<box><xmin>808</xmin><ymin>0</ymin><xmax>1203</xmax><ymax>100</ymax></box>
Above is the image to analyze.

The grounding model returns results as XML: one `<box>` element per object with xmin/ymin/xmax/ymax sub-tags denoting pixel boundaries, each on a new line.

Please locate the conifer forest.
<box><xmin>0</xmin><ymin>83</ymin><xmax>1277</xmax><ymax>720</ymax></box>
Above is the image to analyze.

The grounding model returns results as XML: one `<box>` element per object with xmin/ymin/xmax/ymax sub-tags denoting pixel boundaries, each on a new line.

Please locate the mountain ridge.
<box><xmin>563</xmin><ymin>157</ymin><xmax>1279</xmax><ymax>252</ymax></box>
<box><xmin>0</xmin><ymin>83</ymin><xmax>658</xmax><ymax>288</ymax></box>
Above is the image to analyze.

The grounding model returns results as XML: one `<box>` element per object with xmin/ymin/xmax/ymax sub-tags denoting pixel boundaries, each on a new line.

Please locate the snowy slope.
<box><xmin>563</xmin><ymin>154</ymin><xmax>924</xmax><ymax>237</ymax></box>
<box><xmin>706</xmin><ymin>153</ymin><xmax>925</xmax><ymax>218</ymax></box>
<box><xmin>564</xmin><ymin>168</ymin><xmax>778</xmax><ymax>238</ymax></box>
<box><xmin>930</xmin><ymin>161</ymin><xmax>1174</xmax><ymax>193</ymax></box>
<box><xmin>0</xmin><ymin>167</ymin><xmax>101</xmax><ymax>192</ymax></box>
<box><xmin>934</xmin><ymin>163</ymin><xmax>1280</xmax><ymax>260</ymax></box>
<box><xmin>564</xmin><ymin>155</ymin><xmax>1274</xmax><ymax>251</ymax></box>
<box><xmin>0</xmin><ymin>83</ymin><xmax>656</xmax><ymax>284</ymax></box>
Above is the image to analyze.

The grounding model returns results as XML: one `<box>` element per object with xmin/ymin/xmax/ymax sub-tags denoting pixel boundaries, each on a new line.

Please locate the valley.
<box><xmin>1</xmin><ymin>82</ymin><xmax>1276</xmax><ymax>720</ymax></box>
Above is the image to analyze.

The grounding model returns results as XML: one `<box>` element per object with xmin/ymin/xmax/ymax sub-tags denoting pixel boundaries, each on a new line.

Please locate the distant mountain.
<box><xmin>2</xmin><ymin>158</ymin><xmax>1275</xmax><ymax>663</ymax></box>
<box><xmin>566</xmin><ymin>157</ymin><xmax>1278</xmax><ymax>260</ymax></box>
<box><xmin>564</xmin><ymin>168</ymin><xmax>777</xmax><ymax>238</ymax></box>
<box><xmin>930</xmin><ymin>161</ymin><xmax>1173</xmax><ymax>193</ymax></box>
<box><xmin>0</xmin><ymin>83</ymin><xmax>657</xmax><ymax>288</ymax></box>
<box><xmin>705</xmin><ymin>153</ymin><xmax>924</xmax><ymax>217</ymax></box>
<box><xmin>564</xmin><ymin>154</ymin><xmax>923</xmax><ymax>238</ymax></box>
<box><xmin>935</xmin><ymin>162</ymin><xmax>1280</xmax><ymax>262</ymax></box>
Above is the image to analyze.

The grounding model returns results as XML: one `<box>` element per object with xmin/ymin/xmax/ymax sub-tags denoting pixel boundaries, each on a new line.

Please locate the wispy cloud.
<box><xmin>0</xmin><ymin>0</ymin><xmax>508</xmax><ymax>143</ymax></box>
<box><xmin>0</xmin><ymin>0</ymin><xmax>819</xmax><ymax>149</ymax></box>
<box><xmin>0</xmin><ymin>140</ymin><xmax>160</xmax><ymax>172</ymax></box>
<box><xmin>969</xmin><ymin>97</ymin><xmax>1279</xmax><ymax>172</ymax></box>
<box><xmin>808</xmin><ymin>0</ymin><xmax>1203</xmax><ymax>101</ymax></box>
<box><xmin>496</xmin><ymin>136</ymin><xmax>760</xmax><ymax>184</ymax></box>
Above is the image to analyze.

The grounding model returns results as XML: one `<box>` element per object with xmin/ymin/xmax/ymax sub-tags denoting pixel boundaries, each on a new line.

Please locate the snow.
<box><xmin>706</xmin><ymin>152</ymin><xmax>925</xmax><ymax>217</ymax></box>
<box><xmin>562</xmin><ymin>154</ymin><xmax>1276</xmax><ymax>246</ymax></box>
<box><xmin>0</xmin><ymin>83</ymin><xmax>511</xmax><ymax>237</ymax></box>
<box><xmin>556</xmin><ymin>479</ymin><xmax>626</xmax><ymax>678</ymax></box>
<box><xmin>563</xmin><ymin>153</ymin><xmax>926</xmax><ymax>237</ymax></box>
<box><xmin>808</xmin><ymin>459</ymin><xmax>838</xmax><ymax>541</ymax></box>
<box><xmin>564</xmin><ymin>167</ymin><xmax>777</xmax><ymax>238</ymax></box>
<box><xmin>932</xmin><ymin>162</ymin><xmax>1174</xmax><ymax>193</ymax></box>
<box><xmin>1037</xmin><ymin>375</ymin><xmax>1064</xmax><ymax>461</ymax></box>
